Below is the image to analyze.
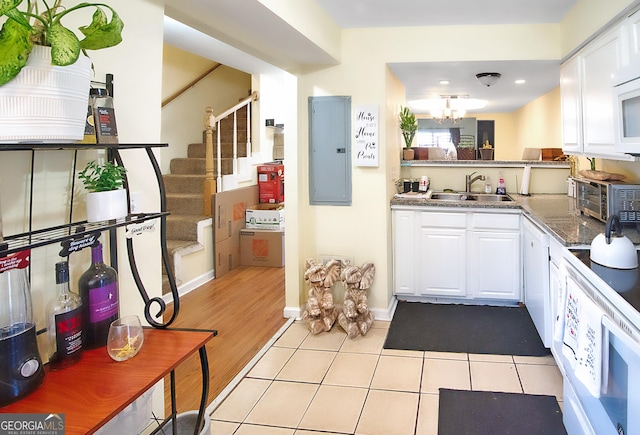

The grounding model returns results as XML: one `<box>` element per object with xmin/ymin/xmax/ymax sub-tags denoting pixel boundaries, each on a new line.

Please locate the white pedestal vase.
<box><xmin>86</xmin><ymin>189</ymin><xmax>128</xmax><ymax>223</ymax></box>
<box><xmin>0</xmin><ymin>46</ymin><xmax>92</xmax><ymax>143</ymax></box>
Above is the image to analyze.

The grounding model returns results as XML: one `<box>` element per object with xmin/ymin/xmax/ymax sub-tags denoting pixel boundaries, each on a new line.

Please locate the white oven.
<box><xmin>556</xmin><ymin>261</ymin><xmax>640</xmax><ymax>435</ymax></box>
<box><xmin>613</xmin><ymin>62</ymin><xmax>640</xmax><ymax>155</ymax></box>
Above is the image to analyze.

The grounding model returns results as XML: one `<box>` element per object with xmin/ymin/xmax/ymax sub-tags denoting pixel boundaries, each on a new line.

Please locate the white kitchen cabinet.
<box><xmin>581</xmin><ymin>25</ymin><xmax>629</xmax><ymax>157</ymax></box>
<box><xmin>561</xmin><ymin>23</ymin><xmax>636</xmax><ymax>161</ymax></box>
<box><xmin>418</xmin><ymin>211</ymin><xmax>467</xmax><ymax>297</ymax></box>
<box><xmin>393</xmin><ymin>208</ymin><xmax>521</xmax><ymax>302</ymax></box>
<box><xmin>392</xmin><ymin>209</ymin><xmax>417</xmax><ymax>295</ymax></box>
<box><xmin>627</xmin><ymin>8</ymin><xmax>640</xmax><ymax>63</ymax></box>
<box><xmin>523</xmin><ymin>216</ymin><xmax>551</xmax><ymax>347</ymax></box>
<box><xmin>560</xmin><ymin>55</ymin><xmax>582</xmax><ymax>154</ymax></box>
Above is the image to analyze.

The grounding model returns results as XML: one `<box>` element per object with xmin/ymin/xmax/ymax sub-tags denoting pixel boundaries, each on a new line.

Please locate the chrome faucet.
<box><xmin>465</xmin><ymin>171</ymin><xmax>486</xmax><ymax>192</ymax></box>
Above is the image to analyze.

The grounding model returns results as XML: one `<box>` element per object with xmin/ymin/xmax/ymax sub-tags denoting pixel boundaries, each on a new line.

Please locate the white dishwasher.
<box><xmin>523</xmin><ymin>216</ymin><xmax>551</xmax><ymax>347</ymax></box>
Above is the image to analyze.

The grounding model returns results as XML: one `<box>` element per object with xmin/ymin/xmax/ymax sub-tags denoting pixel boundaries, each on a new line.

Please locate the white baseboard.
<box><xmin>283</xmin><ymin>306</ymin><xmax>302</xmax><ymax>319</ymax></box>
<box><xmin>162</xmin><ymin>270</ymin><xmax>214</xmax><ymax>305</ymax></box>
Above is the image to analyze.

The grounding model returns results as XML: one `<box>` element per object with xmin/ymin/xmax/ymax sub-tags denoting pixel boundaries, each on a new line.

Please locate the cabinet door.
<box><xmin>627</xmin><ymin>8</ymin><xmax>640</xmax><ymax>63</ymax></box>
<box><xmin>549</xmin><ymin>256</ymin><xmax>565</xmax><ymax>370</ymax></box>
<box><xmin>581</xmin><ymin>26</ymin><xmax>629</xmax><ymax>157</ymax></box>
<box><xmin>393</xmin><ymin>210</ymin><xmax>416</xmax><ymax>295</ymax></box>
<box><xmin>560</xmin><ymin>55</ymin><xmax>582</xmax><ymax>154</ymax></box>
<box><xmin>523</xmin><ymin>218</ymin><xmax>551</xmax><ymax>347</ymax></box>
<box><xmin>419</xmin><ymin>227</ymin><xmax>467</xmax><ymax>297</ymax></box>
<box><xmin>470</xmin><ymin>231</ymin><xmax>521</xmax><ymax>300</ymax></box>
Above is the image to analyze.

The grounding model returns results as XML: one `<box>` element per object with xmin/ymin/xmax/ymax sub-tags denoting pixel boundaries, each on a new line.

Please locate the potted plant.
<box><xmin>399</xmin><ymin>106</ymin><xmax>417</xmax><ymax>160</ymax></box>
<box><xmin>0</xmin><ymin>0</ymin><xmax>124</xmax><ymax>142</ymax></box>
<box><xmin>78</xmin><ymin>159</ymin><xmax>127</xmax><ymax>222</ymax></box>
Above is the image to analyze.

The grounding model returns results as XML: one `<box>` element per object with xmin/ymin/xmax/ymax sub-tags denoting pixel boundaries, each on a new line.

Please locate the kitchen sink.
<box><xmin>430</xmin><ymin>192</ymin><xmax>513</xmax><ymax>202</ymax></box>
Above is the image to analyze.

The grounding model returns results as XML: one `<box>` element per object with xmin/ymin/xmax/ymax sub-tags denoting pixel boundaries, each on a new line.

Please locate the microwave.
<box><xmin>613</xmin><ymin>62</ymin><xmax>640</xmax><ymax>154</ymax></box>
<box><xmin>574</xmin><ymin>177</ymin><xmax>640</xmax><ymax>224</ymax></box>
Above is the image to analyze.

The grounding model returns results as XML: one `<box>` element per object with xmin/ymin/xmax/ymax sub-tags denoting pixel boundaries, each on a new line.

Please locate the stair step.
<box><xmin>170</xmin><ymin>157</ymin><xmax>205</xmax><ymax>174</ymax></box>
<box><xmin>189</xmin><ymin>142</ymin><xmax>248</xmax><ymax>159</ymax></box>
<box><xmin>166</xmin><ymin>214</ymin><xmax>206</xmax><ymax>241</ymax></box>
<box><xmin>163</xmin><ymin>174</ymin><xmax>206</xmax><ymax>194</ymax></box>
<box><xmin>167</xmin><ymin>193</ymin><xmax>205</xmax><ymax>215</ymax></box>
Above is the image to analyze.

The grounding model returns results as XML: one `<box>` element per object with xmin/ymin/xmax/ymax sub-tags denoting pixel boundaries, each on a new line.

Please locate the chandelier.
<box><xmin>431</xmin><ymin>97</ymin><xmax>465</xmax><ymax>124</ymax></box>
<box><xmin>408</xmin><ymin>96</ymin><xmax>487</xmax><ymax>124</ymax></box>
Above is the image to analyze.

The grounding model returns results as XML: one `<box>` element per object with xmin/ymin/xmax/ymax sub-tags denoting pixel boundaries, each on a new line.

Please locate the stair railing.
<box><xmin>203</xmin><ymin>91</ymin><xmax>258</xmax><ymax>215</ymax></box>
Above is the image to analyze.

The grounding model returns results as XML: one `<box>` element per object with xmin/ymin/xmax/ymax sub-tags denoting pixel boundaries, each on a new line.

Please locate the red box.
<box><xmin>258</xmin><ymin>163</ymin><xmax>284</xmax><ymax>203</ymax></box>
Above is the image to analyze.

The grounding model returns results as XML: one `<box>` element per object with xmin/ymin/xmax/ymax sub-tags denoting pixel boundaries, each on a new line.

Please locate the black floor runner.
<box><xmin>384</xmin><ymin>301</ymin><xmax>550</xmax><ymax>356</ymax></box>
<box><xmin>438</xmin><ymin>389</ymin><xmax>566</xmax><ymax>435</ymax></box>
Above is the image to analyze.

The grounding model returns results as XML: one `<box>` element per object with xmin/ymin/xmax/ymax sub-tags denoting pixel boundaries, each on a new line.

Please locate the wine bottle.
<box><xmin>78</xmin><ymin>243</ymin><xmax>119</xmax><ymax>349</ymax></box>
<box><xmin>46</xmin><ymin>261</ymin><xmax>83</xmax><ymax>370</ymax></box>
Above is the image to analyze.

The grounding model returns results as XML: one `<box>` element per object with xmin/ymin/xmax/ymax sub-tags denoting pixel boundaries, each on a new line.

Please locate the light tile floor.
<box><xmin>209</xmin><ymin>320</ymin><xmax>563</xmax><ymax>435</ymax></box>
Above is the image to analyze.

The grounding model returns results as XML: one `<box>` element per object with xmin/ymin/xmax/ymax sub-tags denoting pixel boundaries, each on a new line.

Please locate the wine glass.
<box><xmin>107</xmin><ymin>315</ymin><xmax>144</xmax><ymax>361</ymax></box>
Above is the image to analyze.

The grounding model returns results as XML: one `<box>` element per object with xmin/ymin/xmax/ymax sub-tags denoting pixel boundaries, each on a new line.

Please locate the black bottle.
<box><xmin>46</xmin><ymin>261</ymin><xmax>83</xmax><ymax>369</ymax></box>
<box><xmin>78</xmin><ymin>243</ymin><xmax>119</xmax><ymax>349</ymax></box>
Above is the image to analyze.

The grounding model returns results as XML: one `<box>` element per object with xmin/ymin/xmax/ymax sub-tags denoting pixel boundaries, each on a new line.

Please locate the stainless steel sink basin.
<box><xmin>430</xmin><ymin>192</ymin><xmax>512</xmax><ymax>202</ymax></box>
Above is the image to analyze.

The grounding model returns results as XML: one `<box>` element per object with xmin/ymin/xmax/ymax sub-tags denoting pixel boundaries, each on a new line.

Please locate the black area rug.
<box><xmin>438</xmin><ymin>389</ymin><xmax>566</xmax><ymax>435</ymax></box>
<box><xmin>384</xmin><ymin>301</ymin><xmax>550</xmax><ymax>356</ymax></box>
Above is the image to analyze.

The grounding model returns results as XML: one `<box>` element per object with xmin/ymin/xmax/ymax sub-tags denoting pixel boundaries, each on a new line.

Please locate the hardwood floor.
<box><xmin>162</xmin><ymin>266</ymin><xmax>286</xmax><ymax>415</ymax></box>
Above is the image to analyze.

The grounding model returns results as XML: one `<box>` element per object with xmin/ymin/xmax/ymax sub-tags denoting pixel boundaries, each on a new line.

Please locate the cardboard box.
<box><xmin>541</xmin><ymin>148</ymin><xmax>564</xmax><ymax>161</ymax></box>
<box><xmin>245</xmin><ymin>203</ymin><xmax>285</xmax><ymax>230</ymax></box>
<box><xmin>258</xmin><ymin>163</ymin><xmax>284</xmax><ymax>203</ymax></box>
<box><xmin>212</xmin><ymin>186</ymin><xmax>258</xmax><ymax>277</ymax></box>
<box><xmin>240</xmin><ymin>228</ymin><xmax>284</xmax><ymax>267</ymax></box>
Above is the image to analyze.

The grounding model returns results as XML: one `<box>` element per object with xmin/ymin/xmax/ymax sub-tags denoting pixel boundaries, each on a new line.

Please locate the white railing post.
<box><xmin>246</xmin><ymin>104</ymin><xmax>252</xmax><ymax>158</ymax></box>
<box><xmin>233</xmin><ymin>112</ymin><xmax>238</xmax><ymax>175</ymax></box>
<box><xmin>216</xmin><ymin>120</ymin><xmax>222</xmax><ymax>192</ymax></box>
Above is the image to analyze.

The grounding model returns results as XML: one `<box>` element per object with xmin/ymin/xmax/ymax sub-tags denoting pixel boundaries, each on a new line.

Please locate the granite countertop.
<box><xmin>391</xmin><ymin>193</ymin><xmax>640</xmax><ymax>247</ymax></box>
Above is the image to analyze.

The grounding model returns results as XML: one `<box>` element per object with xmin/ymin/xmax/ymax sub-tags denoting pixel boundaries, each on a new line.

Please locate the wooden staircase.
<box><xmin>162</xmin><ymin>106</ymin><xmax>249</xmax><ymax>293</ymax></box>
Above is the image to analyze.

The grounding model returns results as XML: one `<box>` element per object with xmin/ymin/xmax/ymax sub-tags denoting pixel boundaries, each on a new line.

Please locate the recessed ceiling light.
<box><xmin>439</xmin><ymin>80</ymin><xmax>450</xmax><ymax>85</ymax></box>
<box><xmin>515</xmin><ymin>79</ymin><xmax>526</xmax><ymax>84</ymax></box>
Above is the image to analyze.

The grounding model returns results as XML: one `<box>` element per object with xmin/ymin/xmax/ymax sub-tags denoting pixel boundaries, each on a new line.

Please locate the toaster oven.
<box><xmin>574</xmin><ymin>178</ymin><xmax>640</xmax><ymax>224</ymax></box>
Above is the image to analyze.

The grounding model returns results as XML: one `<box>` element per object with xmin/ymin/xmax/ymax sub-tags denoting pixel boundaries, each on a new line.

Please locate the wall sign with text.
<box><xmin>354</xmin><ymin>105</ymin><xmax>378</xmax><ymax>167</ymax></box>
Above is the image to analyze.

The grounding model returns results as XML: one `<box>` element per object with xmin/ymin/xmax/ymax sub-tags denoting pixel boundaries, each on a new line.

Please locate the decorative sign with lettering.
<box><xmin>126</xmin><ymin>221</ymin><xmax>156</xmax><ymax>238</ymax></box>
<box><xmin>59</xmin><ymin>231</ymin><xmax>100</xmax><ymax>257</ymax></box>
<box><xmin>354</xmin><ymin>105</ymin><xmax>378</xmax><ymax>167</ymax></box>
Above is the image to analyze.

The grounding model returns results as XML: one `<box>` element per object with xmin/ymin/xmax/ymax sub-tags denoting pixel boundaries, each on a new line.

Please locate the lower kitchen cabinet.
<box><xmin>419</xmin><ymin>211</ymin><xmax>467</xmax><ymax>297</ymax></box>
<box><xmin>393</xmin><ymin>208</ymin><xmax>521</xmax><ymax>302</ymax></box>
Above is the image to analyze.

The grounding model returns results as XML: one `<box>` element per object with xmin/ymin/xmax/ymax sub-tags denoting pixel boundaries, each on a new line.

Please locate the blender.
<box><xmin>0</xmin><ymin>195</ymin><xmax>44</xmax><ymax>406</ymax></box>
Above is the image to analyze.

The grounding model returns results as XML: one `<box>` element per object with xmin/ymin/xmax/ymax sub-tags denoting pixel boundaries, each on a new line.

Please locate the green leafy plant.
<box><xmin>78</xmin><ymin>160</ymin><xmax>126</xmax><ymax>192</ymax></box>
<box><xmin>399</xmin><ymin>106</ymin><xmax>417</xmax><ymax>149</ymax></box>
<box><xmin>0</xmin><ymin>0</ymin><xmax>124</xmax><ymax>86</ymax></box>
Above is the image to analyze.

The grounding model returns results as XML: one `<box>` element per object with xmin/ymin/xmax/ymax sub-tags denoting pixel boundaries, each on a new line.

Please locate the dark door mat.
<box><xmin>384</xmin><ymin>301</ymin><xmax>550</xmax><ymax>356</ymax></box>
<box><xmin>438</xmin><ymin>389</ymin><xmax>566</xmax><ymax>435</ymax></box>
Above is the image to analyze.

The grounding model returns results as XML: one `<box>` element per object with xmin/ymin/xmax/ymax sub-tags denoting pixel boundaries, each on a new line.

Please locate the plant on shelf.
<box><xmin>78</xmin><ymin>160</ymin><xmax>126</xmax><ymax>192</ymax></box>
<box><xmin>399</xmin><ymin>106</ymin><xmax>417</xmax><ymax>160</ymax></box>
<box><xmin>0</xmin><ymin>0</ymin><xmax>124</xmax><ymax>86</ymax></box>
<box><xmin>399</xmin><ymin>106</ymin><xmax>417</xmax><ymax>148</ymax></box>
<box><xmin>78</xmin><ymin>160</ymin><xmax>127</xmax><ymax>222</ymax></box>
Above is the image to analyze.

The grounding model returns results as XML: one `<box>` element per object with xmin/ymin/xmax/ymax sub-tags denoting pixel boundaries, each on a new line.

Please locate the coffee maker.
<box><xmin>0</xmin><ymin>205</ymin><xmax>44</xmax><ymax>406</ymax></box>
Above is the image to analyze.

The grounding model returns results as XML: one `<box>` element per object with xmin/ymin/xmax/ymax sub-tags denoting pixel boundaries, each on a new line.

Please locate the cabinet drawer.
<box><xmin>420</xmin><ymin>211</ymin><xmax>466</xmax><ymax>228</ymax></box>
<box><xmin>472</xmin><ymin>212</ymin><xmax>520</xmax><ymax>230</ymax></box>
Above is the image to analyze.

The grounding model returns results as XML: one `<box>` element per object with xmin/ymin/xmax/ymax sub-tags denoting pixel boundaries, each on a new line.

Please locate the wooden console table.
<box><xmin>1</xmin><ymin>328</ymin><xmax>215</xmax><ymax>435</ymax></box>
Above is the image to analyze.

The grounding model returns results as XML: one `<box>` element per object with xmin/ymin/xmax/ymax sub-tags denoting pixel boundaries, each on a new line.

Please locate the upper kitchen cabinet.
<box><xmin>627</xmin><ymin>8</ymin><xmax>640</xmax><ymax>63</ymax></box>
<box><xmin>561</xmin><ymin>22</ymin><xmax>637</xmax><ymax>161</ymax></box>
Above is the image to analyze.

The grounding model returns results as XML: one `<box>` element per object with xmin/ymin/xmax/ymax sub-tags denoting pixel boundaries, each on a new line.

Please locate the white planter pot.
<box><xmin>86</xmin><ymin>189</ymin><xmax>128</xmax><ymax>223</ymax></box>
<box><xmin>0</xmin><ymin>46</ymin><xmax>92</xmax><ymax>143</ymax></box>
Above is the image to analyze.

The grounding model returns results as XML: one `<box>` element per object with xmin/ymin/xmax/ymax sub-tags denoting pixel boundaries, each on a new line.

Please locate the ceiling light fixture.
<box><xmin>431</xmin><ymin>97</ymin><xmax>464</xmax><ymax>124</ymax></box>
<box><xmin>476</xmin><ymin>72</ymin><xmax>501</xmax><ymax>87</ymax></box>
<box><xmin>515</xmin><ymin>79</ymin><xmax>526</xmax><ymax>84</ymax></box>
<box><xmin>439</xmin><ymin>80</ymin><xmax>450</xmax><ymax>85</ymax></box>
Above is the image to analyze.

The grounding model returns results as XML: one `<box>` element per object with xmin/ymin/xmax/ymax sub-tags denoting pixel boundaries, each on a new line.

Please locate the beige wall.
<box><xmin>0</xmin><ymin>0</ymin><xmax>165</xmax><ymax>354</ymax></box>
<box><xmin>161</xmin><ymin>45</ymin><xmax>252</xmax><ymax>174</ymax></box>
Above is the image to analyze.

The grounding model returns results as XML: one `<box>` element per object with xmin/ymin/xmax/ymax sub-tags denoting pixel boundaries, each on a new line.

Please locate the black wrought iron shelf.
<box><xmin>0</xmin><ymin>142</ymin><xmax>168</xmax><ymax>151</ymax></box>
<box><xmin>0</xmin><ymin>212</ymin><xmax>169</xmax><ymax>257</ymax></box>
